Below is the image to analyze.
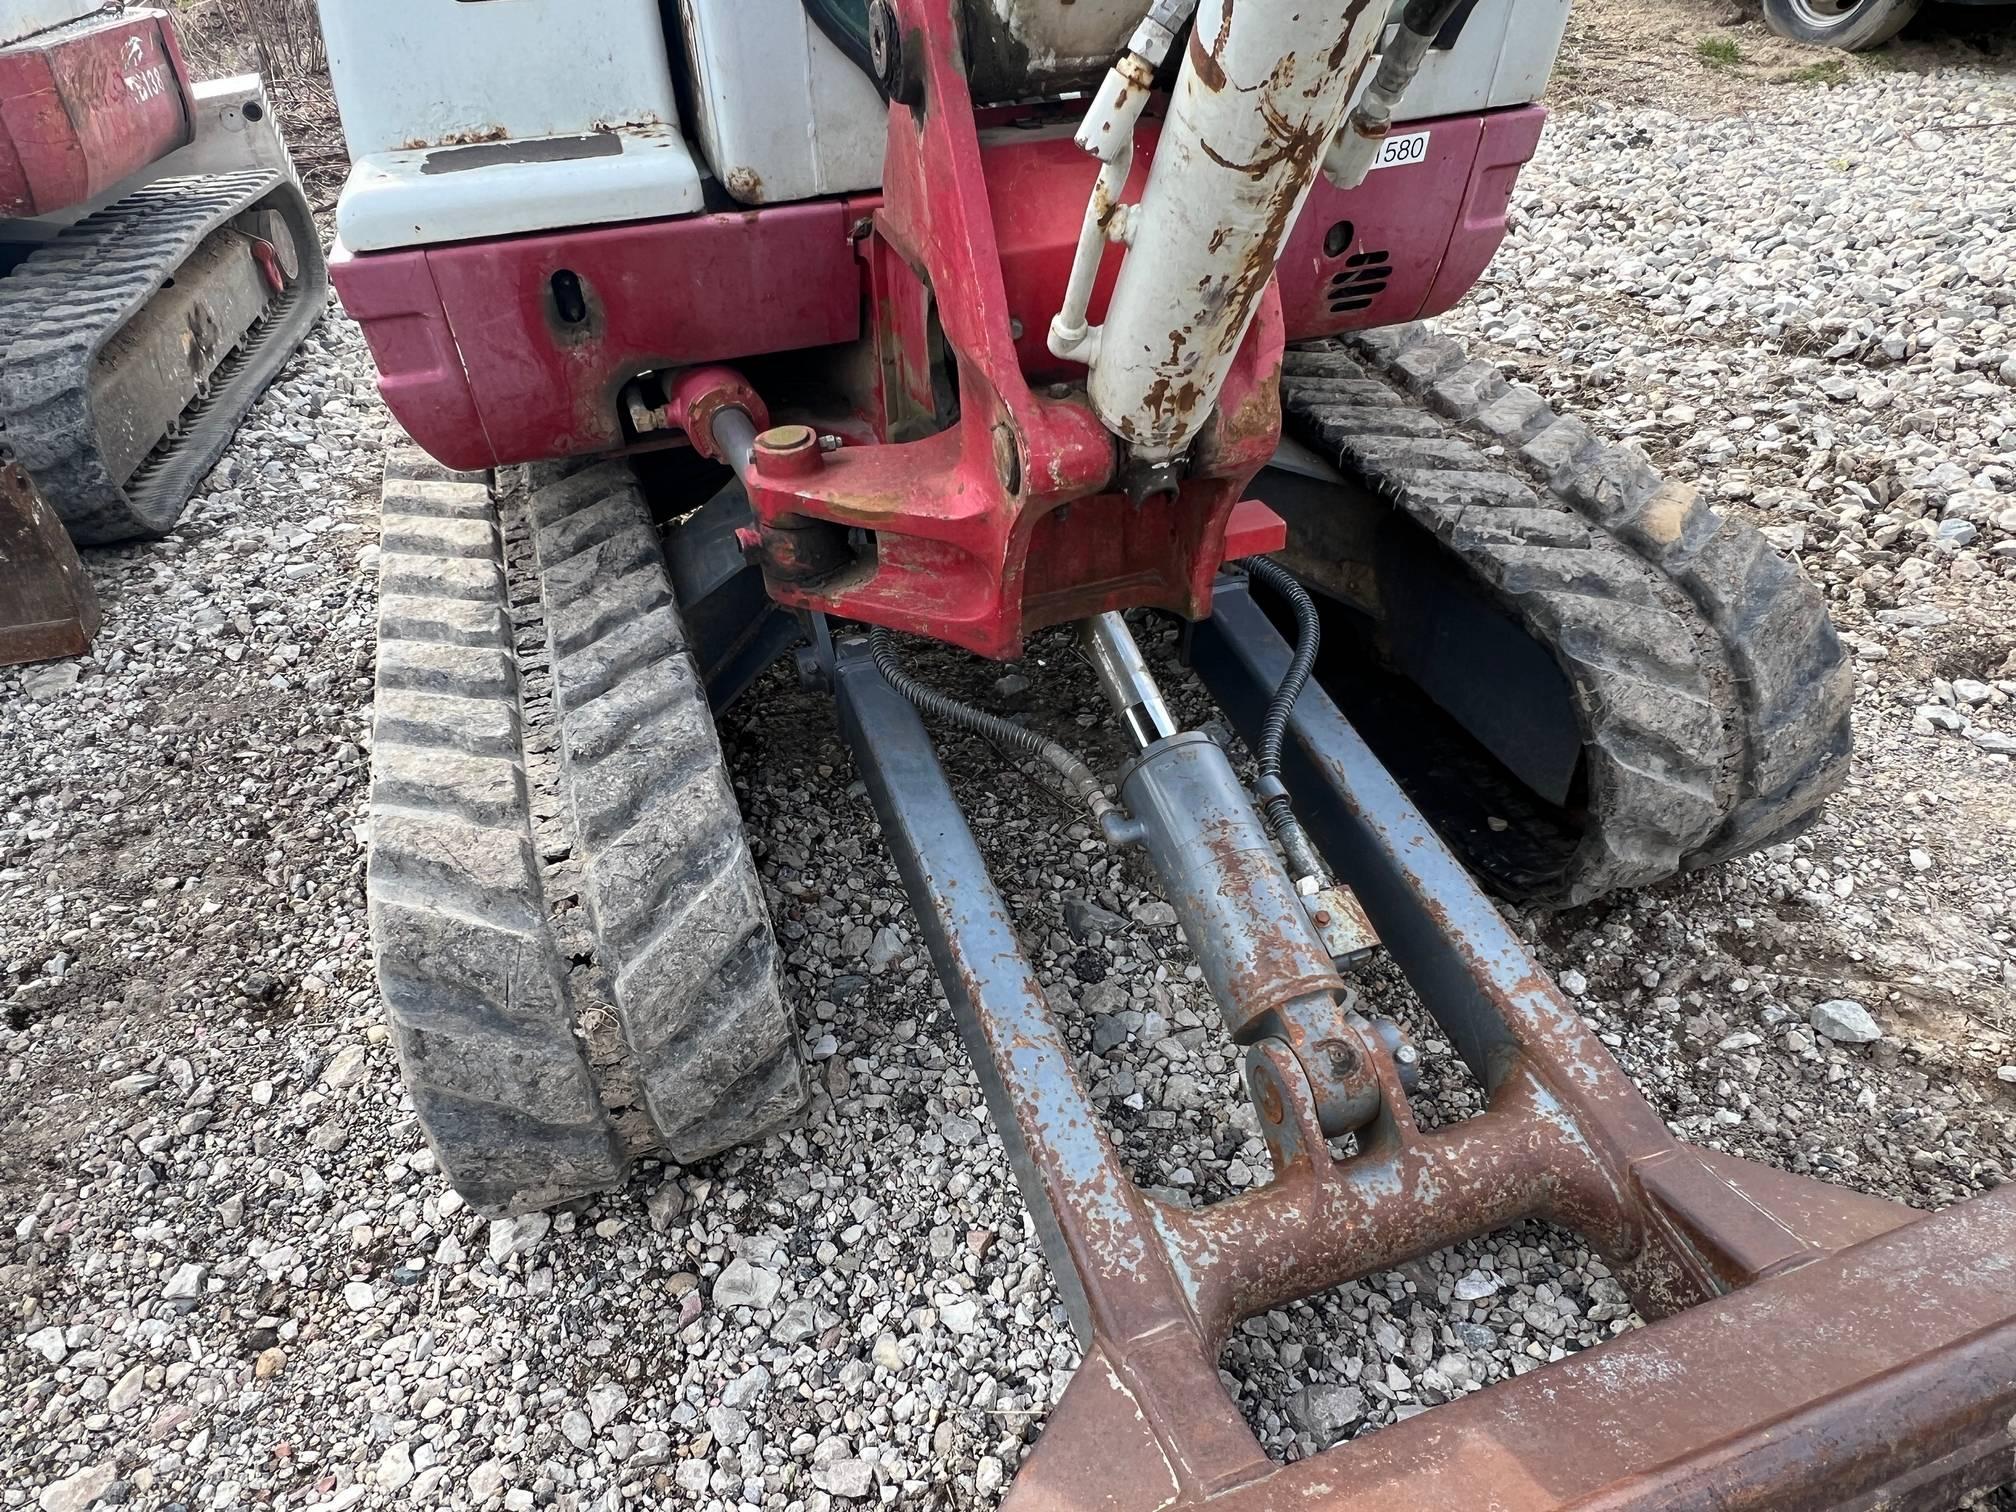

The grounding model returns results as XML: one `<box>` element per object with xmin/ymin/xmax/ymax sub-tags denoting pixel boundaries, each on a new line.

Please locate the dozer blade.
<box><xmin>0</xmin><ymin>461</ymin><xmax>98</xmax><ymax>667</ymax></box>
<box><xmin>810</xmin><ymin>581</ymin><xmax>2016</xmax><ymax>1511</ymax></box>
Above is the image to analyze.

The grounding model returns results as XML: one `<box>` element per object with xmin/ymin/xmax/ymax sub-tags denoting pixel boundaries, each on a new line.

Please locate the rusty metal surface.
<box><xmin>1188</xmin><ymin>582</ymin><xmax>1909</xmax><ymax>1312</ymax></box>
<box><xmin>832</xmin><ymin>635</ymin><xmax>1278</xmax><ymax>1488</ymax></box>
<box><xmin>1117</xmin><ymin>731</ymin><xmax>1345</xmax><ymax>1036</ymax></box>
<box><xmin>0</xmin><ymin>462</ymin><xmax>98</xmax><ymax>667</ymax></box>
<box><xmin>1303</xmin><ymin>883</ymin><xmax>1377</xmax><ymax>965</ymax></box>
<box><xmin>833</xmin><ymin>639</ymin><xmax>1139</xmax><ymax>1341</ymax></box>
<box><xmin>1014</xmin><ymin>1184</ymin><xmax>2016</xmax><ymax>1510</ymax></box>
<box><xmin>1113</xmin><ymin>727</ymin><xmax>1393</xmax><ymax>1140</ymax></box>
<box><xmin>830</xmin><ymin>600</ymin><xmax>2016</xmax><ymax>1512</ymax></box>
<box><xmin>1162</xmin><ymin>1061</ymin><xmax>1617</xmax><ymax>1334</ymax></box>
<box><xmin>91</xmin><ymin>225</ymin><xmax>271</xmax><ymax>487</ymax></box>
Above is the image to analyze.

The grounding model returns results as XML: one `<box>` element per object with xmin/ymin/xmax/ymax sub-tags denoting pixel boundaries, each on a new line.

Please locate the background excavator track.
<box><xmin>0</xmin><ymin>170</ymin><xmax>328</xmax><ymax>545</ymax></box>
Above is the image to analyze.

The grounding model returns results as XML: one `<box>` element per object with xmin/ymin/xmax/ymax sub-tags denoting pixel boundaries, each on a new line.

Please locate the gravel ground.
<box><xmin>7</xmin><ymin>20</ymin><xmax>2016</xmax><ymax>1512</ymax></box>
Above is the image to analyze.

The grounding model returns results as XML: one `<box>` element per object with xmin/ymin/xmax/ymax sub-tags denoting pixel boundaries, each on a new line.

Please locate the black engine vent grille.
<box><xmin>1327</xmin><ymin>250</ymin><xmax>1393</xmax><ymax>314</ymax></box>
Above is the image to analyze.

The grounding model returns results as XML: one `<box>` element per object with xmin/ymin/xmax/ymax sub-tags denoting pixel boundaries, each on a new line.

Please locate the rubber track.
<box><xmin>367</xmin><ymin>447</ymin><xmax>628</xmax><ymax>1214</ymax></box>
<box><xmin>528</xmin><ymin>461</ymin><xmax>807</xmax><ymax>1164</ymax></box>
<box><xmin>1282</xmin><ymin>324</ymin><xmax>1851</xmax><ymax>905</ymax></box>
<box><xmin>0</xmin><ymin>170</ymin><xmax>329</xmax><ymax>544</ymax></box>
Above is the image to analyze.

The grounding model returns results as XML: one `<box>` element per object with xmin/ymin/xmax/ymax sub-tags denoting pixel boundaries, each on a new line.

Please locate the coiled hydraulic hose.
<box><xmin>1238</xmin><ymin>556</ymin><xmax>1327</xmax><ymax>885</ymax></box>
<box><xmin>868</xmin><ymin>628</ymin><xmax>1118</xmax><ymax>826</ymax></box>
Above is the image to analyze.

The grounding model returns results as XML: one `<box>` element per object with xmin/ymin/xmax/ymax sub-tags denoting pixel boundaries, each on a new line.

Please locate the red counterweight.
<box><xmin>1</xmin><ymin>8</ymin><xmax>194</xmax><ymax>218</ymax></box>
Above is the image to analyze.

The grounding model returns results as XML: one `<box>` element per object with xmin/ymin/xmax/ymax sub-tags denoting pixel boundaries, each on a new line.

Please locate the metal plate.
<box><xmin>0</xmin><ymin>462</ymin><xmax>98</xmax><ymax>666</ymax></box>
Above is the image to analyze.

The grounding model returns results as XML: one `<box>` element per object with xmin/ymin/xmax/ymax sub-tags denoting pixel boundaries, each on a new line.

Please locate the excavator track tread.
<box><xmin>1281</xmin><ymin>323</ymin><xmax>1851</xmax><ymax>906</ymax></box>
<box><xmin>526</xmin><ymin>460</ymin><xmax>807</xmax><ymax>1164</ymax></box>
<box><xmin>367</xmin><ymin>446</ymin><xmax>630</xmax><ymax>1215</ymax></box>
<box><xmin>0</xmin><ymin>170</ymin><xmax>328</xmax><ymax>545</ymax></box>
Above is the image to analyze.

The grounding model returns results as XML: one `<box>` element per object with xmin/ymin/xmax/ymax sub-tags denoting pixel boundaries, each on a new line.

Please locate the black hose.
<box><xmin>1238</xmin><ymin>556</ymin><xmax>1327</xmax><ymax>882</ymax></box>
<box><xmin>868</xmin><ymin>628</ymin><xmax>1114</xmax><ymax>821</ymax></box>
<box><xmin>1241</xmin><ymin>557</ymin><xmax>1318</xmax><ymax>780</ymax></box>
<box><xmin>1401</xmin><ymin>0</ymin><xmax>1473</xmax><ymax>39</ymax></box>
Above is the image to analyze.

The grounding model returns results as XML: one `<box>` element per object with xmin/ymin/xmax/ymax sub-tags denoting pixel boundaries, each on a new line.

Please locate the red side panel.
<box><xmin>332</xmin><ymin>243</ymin><xmax>496</xmax><ymax>473</ymax></box>
<box><xmin>1275</xmin><ymin>105</ymin><xmax>1546</xmax><ymax>344</ymax></box>
<box><xmin>335</xmin><ymin>105</ymin><xmax>1545</xmax><ymax>477</ymax></box>
<box><xmin>979</xmin><ymin>112</ymin><xmax>1546</xmax><ymax>380</ymax></box>
<box><xmin>426</xmin><ymin>204</ymin><xmax>862</xmax><ymax>465</ymax></box>
<box><xmin>0</xmin><ymin>8</ymin><xmax>192</xmax><ymax>218</ymax></box>
<box><xmin>987</xmin><ymin>125</ymin><xmax>1154</xmax><ymax>387</ymax></box>
<box><xmin>1418</xmin><ymin>105</ymin><xmax>1550</xmax><ymax>321</ymax></box>
<box><xmin>333</xmin><ymin>204</ymin><xmax>864</xmax><ymax>469</ymax></box>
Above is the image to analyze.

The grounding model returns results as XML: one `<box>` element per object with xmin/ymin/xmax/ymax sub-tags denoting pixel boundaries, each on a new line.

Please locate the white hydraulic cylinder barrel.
<box><xmin>1086</xmin><ymin>0</ymin><xmax>1386</xmax><ymax>463</ymax></box>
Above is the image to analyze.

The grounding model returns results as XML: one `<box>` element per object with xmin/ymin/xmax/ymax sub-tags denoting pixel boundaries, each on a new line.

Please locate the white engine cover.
<box><xmin>675</xmin><ymin>0</ymin><xmax>1563</xmax><ymax>211</ymax></box>
<box><xmin>678</xmin><ymin>0</ymin><xmax>886</xmax><ymax>206</ymax></box>
<box><xmin>0</xmin><ymin>0</ymin><xmax>103</xmax><ymax>48</ymax></box>
<box><xmin>960</xmin><ymin>0</ymin><xmax>1144</xmax><ymax>99</ymax></box>
<box><xmin>320</xmin><ymin>0</ymin><xmax>704</xmax><ymax>252</ymax></box>
<box><xmin>316</xmin><ymin>0</ymin><xmax>1570</xmax><ymax>250</ymax></box>
<box><xmin>964</xmin><ymin>0</ymin><xmax>1570</xmax><ymax>117</ymax></box>
<box><xmin>1390</xmin><ymin>0</ymin><xmax>1572</xmax><ymax>120</ymax></box>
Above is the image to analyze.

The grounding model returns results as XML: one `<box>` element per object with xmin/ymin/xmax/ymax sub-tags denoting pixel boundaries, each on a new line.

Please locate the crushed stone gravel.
<box><xmin>6</xmin><ymin>30</ymin><xmax>2015</xmax><ymax>1512</ymax></box>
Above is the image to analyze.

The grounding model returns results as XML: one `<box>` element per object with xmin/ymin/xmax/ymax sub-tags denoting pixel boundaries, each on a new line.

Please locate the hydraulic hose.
<box><xmin>1324</xmin><ymin>0</ymin><xmax>1473</xmax><ymax>188</ymax></box>
<box><xmin>1238</xmin><ymin>556</ymin><xmax>1327</xmax><ymax>885</ymax></box>
<box><xmin>868</xmin><ymin>628</ymin><xmax>1119</xmax><ymax>826</ymax></box>
<box><xmin>1401</xmin><ymin>0</ymin><xmax>1471</xmax><ymax>34</ymax></box>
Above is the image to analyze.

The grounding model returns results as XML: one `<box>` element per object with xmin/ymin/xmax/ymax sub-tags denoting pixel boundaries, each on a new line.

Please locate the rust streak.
<box><xmin>1186</xmin><ymin>25</ymin><xmax>1226</xmax><ymax>93</ymax></box>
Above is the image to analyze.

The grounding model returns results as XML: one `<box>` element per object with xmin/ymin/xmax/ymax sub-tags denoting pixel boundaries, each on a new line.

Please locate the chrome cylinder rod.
<box><xmin>1079</xmin><ymin>611</ymin><xmax>1178</xmax><ymax>752</ymax></box>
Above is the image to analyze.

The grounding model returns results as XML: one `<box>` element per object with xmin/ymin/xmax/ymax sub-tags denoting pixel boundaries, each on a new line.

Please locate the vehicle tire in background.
<box><xmin>1760</xmin><ymin>0</ymin><xmax>1921</xmax><ymax>49</ymax></box>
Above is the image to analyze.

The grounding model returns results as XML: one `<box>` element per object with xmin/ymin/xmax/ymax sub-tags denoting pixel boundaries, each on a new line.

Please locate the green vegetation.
<box><xmin>1695</xmin><ymin>35</ymin><xmax>1744</xmax><ymax>68</ymax></box>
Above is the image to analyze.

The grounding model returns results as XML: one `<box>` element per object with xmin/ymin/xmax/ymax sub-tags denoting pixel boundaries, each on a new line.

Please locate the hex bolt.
<box><xmin>866</xmin><ymin>1</ymin><xmax>921</xmax><ymax>107</ymax></box>
<box><xmin>867</xmin><ymin>1</ymin><xmax>897</xmax><ymax>79</ymax></box>
<box><xmin>793</xmin><ymin>645</ymin><xmax>829</xmax><ymax>692</ymax></box>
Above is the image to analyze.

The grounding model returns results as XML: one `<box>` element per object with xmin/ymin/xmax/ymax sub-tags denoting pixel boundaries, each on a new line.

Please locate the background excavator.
<box><xmin>0</xmin><ymin>0</ymin><xmax>325</xmax><ymax>666</ymax></box>
<box><xmin>150</xmin><ymin>0</ymin><xmax>2016</xmax><ymax>1504</ymax></box>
